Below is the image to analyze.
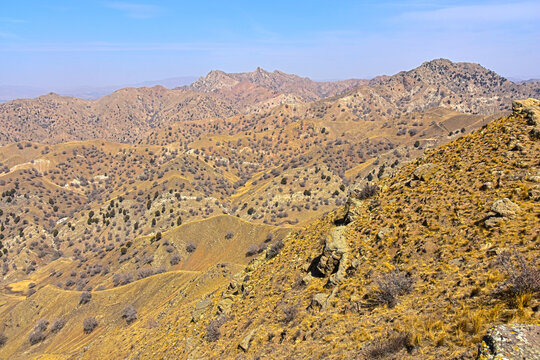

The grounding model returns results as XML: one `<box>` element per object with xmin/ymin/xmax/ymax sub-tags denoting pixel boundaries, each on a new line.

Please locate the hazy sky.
<box><xmin>1</xmin><ymin>0</ymin><xmax>539</xmax><ymax>89</ymax></box>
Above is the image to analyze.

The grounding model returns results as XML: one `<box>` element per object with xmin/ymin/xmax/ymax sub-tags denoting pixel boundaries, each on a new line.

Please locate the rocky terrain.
<box><xmin>0</xmin><ymin>60</ymin><xmax>538</xmax><ymax>359</ymax></box>
<box><xmin>0</xmin><ymin>59</ymin><xmax>537</xmax><ymax>146</ymax></box>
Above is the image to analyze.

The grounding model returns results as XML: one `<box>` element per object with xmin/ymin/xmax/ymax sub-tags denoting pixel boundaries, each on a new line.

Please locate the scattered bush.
<box><xmin>245</xmin><ymin>244</ymin><xmax>259</xmax><ymax>257</ymax></box>
<box><xmin>206</xmin><ymin>316</ymin><xmax>228</xmax><ymax>342</ymax></box>
<box><xmin>170</xmin><ymin>254</ymin><xmax>181</xmax><ymax>265</ymax></box>
<box><xmin>497</xmin><ymin>251</ymin><xmax>540</xmax><ymax>296</ymax></box>
<box><xmin>80</xmin><ymin>291</ymin><xmax>92</xmax><ymax>304</ymax></box>
<box><xmin>121</xmin><ymin>305</ymin><xmax>137</xmax><ymax>323</ymax></box>
<box><xmin>28</xmin><ymin>330</ymin><xmax>46</xmax><ymax>345</ymax></box>
<box><xmin>366</xmin><ymin>332</ymin><xmax>412</xmax><ymax>359</ymax></box>
<box><xmin>264</xmin><ymin>233</ymin><xmax>274</xmax><ymax>243</ymax></box>
<box><xmin>50</xmin><ymin>318</ymin><xmax>65</xmax><ymax>333</ymax></box>
<box><xmin>34</xmin><ymin>318</ymin><xmax>49</xmax><ymax>332</ymax></box>
<box><xmin>369</xmin><ymin>270</ymin><xmax>414</xmax><ymax>308</ymax></box>
<box><xmin>282</xmin><ymin>306</ymin><xmax>297</xmax><ymax>324</ymax></box>
<box><xmin>266</xmin><ymin>239</ymin><xmax>284</xmax><ymax>259</ymax></box>
<box><xmin>354</xmin><ymin>183</ymin><xmax>379</xmax><ymax>200</ymax></box>
<box><xmin>186</xmin><ymin>242</ymin><xmax>197</xmax><ymax>253</ymax></box>
<box><xmin>83</xmin><ymin>317</ymin><xmax>98</xmax><ymax>334</ymax></box>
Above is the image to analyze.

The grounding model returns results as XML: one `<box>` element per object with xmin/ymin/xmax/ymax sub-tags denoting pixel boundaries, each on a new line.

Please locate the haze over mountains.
<box><xmin>0</xmin><ymin>59</ymin><xmax>538</xmax><ymax>146</ymax></box>
<box><xmin>0</xmin><ymin>58</ymin><xmax>538</xmax><ymax>359</ymax></box>
<box><xmin>0</xmin><ymin>76</ymin><xmax>198</xmax><ymax>103</ymax></box>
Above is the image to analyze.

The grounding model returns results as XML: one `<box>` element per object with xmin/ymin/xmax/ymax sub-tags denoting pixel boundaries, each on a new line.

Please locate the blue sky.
<box><xmin>1</xmin><ymin>0</ymin><xmax>539</xmax><ymax>89</ymax></box>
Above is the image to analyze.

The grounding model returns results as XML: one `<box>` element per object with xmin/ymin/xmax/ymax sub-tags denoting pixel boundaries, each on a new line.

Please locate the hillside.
<box><xmin>0</xmin><ymin>59</ymin><xmax>537</xmax><ymax>146</ymax></box>
<box><xmin>0</xmin><ymin>98</ymin><xmax>537</xmax><ymax>359</ymax></box>
<box><xmin>175</xmin><ymin>99</ymin><xmax>537</xmax><ymax>359</ymax></box>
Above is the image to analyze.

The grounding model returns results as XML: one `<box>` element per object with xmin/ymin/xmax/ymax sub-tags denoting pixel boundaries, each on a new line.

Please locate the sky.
<box><xmin>1</xmin><ymin>0</ymin><xmax>539</xmax><ymax>90</ymax></box>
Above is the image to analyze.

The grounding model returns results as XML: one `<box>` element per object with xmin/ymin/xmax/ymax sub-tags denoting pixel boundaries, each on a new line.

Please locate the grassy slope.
<box><xmin>173</xmin><ymin>105</ymin><xmax>538</xmax><ymax>359</ymax></box>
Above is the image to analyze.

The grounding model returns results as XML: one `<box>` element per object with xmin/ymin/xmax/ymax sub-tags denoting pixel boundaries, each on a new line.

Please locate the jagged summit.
<box><xmin>187</xmin><ymin>67</ymin><xmax>365</xmax><ymax>100</ymax></box>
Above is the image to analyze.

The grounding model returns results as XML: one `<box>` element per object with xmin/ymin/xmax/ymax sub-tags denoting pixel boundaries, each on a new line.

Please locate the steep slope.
<box><xmin>367</xmin><ymin>58</ymin><xmax>540</xmax><ymax>115</ymax></box>
<box><xmin>152</xmin><ymin>99</ymin><xmax>537</xmax><ymax>359</ymax></box>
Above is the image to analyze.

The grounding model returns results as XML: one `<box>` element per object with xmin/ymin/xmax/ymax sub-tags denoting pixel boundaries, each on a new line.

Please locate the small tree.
<box><xmin>50</xmin><ymin>318</ymin><xmax>66</xmax><ymax>333</ymax></box>
<box><xmin>80</xmin><ymin>291</ymin><xmax>92</xmax><ymax>304</ymax></box>
<box><xmin>34</xmin><ymin>319</ymin><xmax>49</xmax><ymax>332</ymax></box>
<box><xmin>83</xmin><ymin>317</ymin><xmax>98</xmax><ymax>334</ymax></box>
<box><xmin>122</xmin><ymin>305</ymin><xmax>137</xmax><ymax>323</ymax></box>
<box><xmin>170</xmin><ymin>254</ymin><xmax>181</xmax><ymax>265</ymax></box>
<box><xmin>28</xmin><ymin>330</ymin><xmax>46</xmax><ymax>345</ymax></box>
<box><xmin>186</xmin><ymin>242</ymin><xmax>197</xmax><ymax>253</ymax></box>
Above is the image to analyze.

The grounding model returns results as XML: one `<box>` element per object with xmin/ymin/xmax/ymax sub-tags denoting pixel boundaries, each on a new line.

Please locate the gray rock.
<box><xmin>529</xmin><ymin>186</ymin><xmax>540</xmax><ymax>201</ymax></box>
<box><xmin>238</xmin><ymin>328</ymin><xmax>257</xmax><ymax>352</ymax></box>
<box><xmin>316</xmin><ymin>226</ymin><xmax>349</xmax><ymax>286</ymax></box>
<box><xmin>412</xmin><ymin>163</ymin><xmax>439</xmax><ymax>181</ymax></box>
<box><xmin>480</xmin><ymin>182</ymin><xmax>493</xmax><ymax>191</ymax></box>
<box><xmin>491</xmin><ymin>198</ymin><xmax>520</xmax><ymax>217</ymax></box>
<box><xmin>484</xmin><ymin>216</ymin><xmax>503</xmax><ymax>229</ymax></box>
<box><xmin>309</xmin><ymin>293</ymin><xmax>329</xmax><ymax>311</ymax></box>
<box><xmin>477</xmin><ymin>324</ymin><xmax>540</xmax><ymax>360</ymax></box>
<box><xmin>191</xmin><ymin>298</ymin><xmax>212</xmax><ymax>323</ymax></box>
<box><xmin>376</xmin><ymin>227</ymin><xmax>391</xmax><ymax>242</ymax></box>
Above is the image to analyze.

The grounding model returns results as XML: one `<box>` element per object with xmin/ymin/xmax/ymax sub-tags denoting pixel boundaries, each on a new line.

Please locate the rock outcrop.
<box><xmin>477</xmin><ymin>324</ymin><xmax>540</xmax><ymax>360</ymax></box>
<box><xmin>316</xmin><ymin>226</ymin><xmax>350</xmax><ymax>287</ymax></box>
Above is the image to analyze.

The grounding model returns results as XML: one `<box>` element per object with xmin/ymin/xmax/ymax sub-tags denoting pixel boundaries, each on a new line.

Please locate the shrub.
<box><xmin>370</xmin><ymin>271</ymin><xmax>414</xmax><ymax>308</ymax></box>
<box><xmin>80</xmin><ymin>291</ymin><xmax>92</xmax><ymax>304</ymax></box>
<box><xmin>206</xmin><ymin>316</ymin><xmax>227</xmax><ymax>342</ymax></box>
<box><xmin>35</xmin><ymin>318</ymin><xmax>49</xmax><ymax>332</ymax></box>
<box><xmin>121</xmin><ymin>305</ymin><xmax>137</xmax><ymax>324</ymax></box>
<box><xmin>137</xmin><ymin>268</ymin><xmax>154</xmax><ymax>280</ymax></box>
<box><xmin>245</xmin><ymin>244</ymin><xmax>259</xmax><ymax>257</ymax></box>
<box><xmin>282</xmin><ymin>306</ymin><xmax>297</xmax><ymax>324</ymax></box>
<box><xmin>170</xmin><ymin>254</ymin><xmax>181</xmax><ymax>265</ymax></box>
<box><xmin>354</xmin><ymin>183</ymin><xmax>379</xmax><ymax>200</ymax></box>
<box><xmin>266</xmin><ymin>239</ymin><xmax>284</xmax><ymax>259</ymax></box>
<box><xmin>497</xmin><ymin>251</ymin><xmax>540</xmax><ymax>296</ymax></box>
<box><xmin>83</xmin><ymin>317</ymin><xmax>98</xmax><ymax>334</ymax></box>
<box><xmin>186</xmin><ymin>242</ymin><xmax>197</xmax><ymax>253</ymax></box>
<box><xmin>50</xmin><ymin>318</ymin><xmax>65</xmax><ymax>333</ymax></box>
<box><xmin>225</xmin><ymin>231</ymin><xmax>234</xmax><ymax>239</ymax></box>
<box><xmin>366</xmin><ymin>332</ymin><xmax>412</xmax><ymax>358</ymax></box>
<box><xmin>28</xmin><ymin>330</ymin><xmax>46</xmax><ymax>345</ymax></box>
<box><xmin>0</xmin><ymin>333</ymin><xmax>7</xmax><ymax>348</ymax></box>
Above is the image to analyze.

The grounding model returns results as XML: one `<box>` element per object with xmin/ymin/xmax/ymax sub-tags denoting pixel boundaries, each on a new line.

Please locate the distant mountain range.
<box><xmin>0</xmin><ymin>59</ymin><xmax>538</xmax><ymax>145</ymax></box>
<box><xmin>0</xmin><ymin>76</ymin><xmax>198</xmax><ymax>103</ymax></box>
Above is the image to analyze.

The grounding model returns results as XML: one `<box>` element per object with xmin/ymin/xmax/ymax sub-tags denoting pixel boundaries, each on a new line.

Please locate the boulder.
<box><xmin>529</xmin><ymin>186</ymin><xmax>540</xmax><ymax>201</ymax></box>
<box><xmin>238</xmin><ymin>328</ymin><xmax>258</xmax><ymax>352</ymax></box>
<box><xmin>477</xmin><ymin>324</ymin><xmax>540</xmax><ymax>360</ymax></box>
<box><xmin>491</xmin><ymin>198</ymin><xmax>520</xmax><ymax>217</ymax></box>
<box><xmin>309</xmin><ymin>293</ymin><xmax>329</xmax><ymax>311</ymax></box>
<box><xmin>484</xmin><ymin>217</ymin><xmax>503</xmax><ymax>229</ymax></box>
<box><xmin>191</xmin><ymin>298</ymin><xmax>212</xmax><ymax>323</ymax></box>
<box><xmin>512</xmin><ymin>98</ymin><xmax>540</xmax><ymax>126</ymax></box>
<box><xmin>376</xmin><ymin>227</ymin><xmax>391</xmax><ymax>242</ymax></box>
<box><xmin>316</xmin><ymin>227</ymin><xmax>349</xmax><ymax>286</ymax></box>
<box><xmin>412</xmin><ymin>163</ymin><xmax>438</xmax><ymax>181</ymax></box>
